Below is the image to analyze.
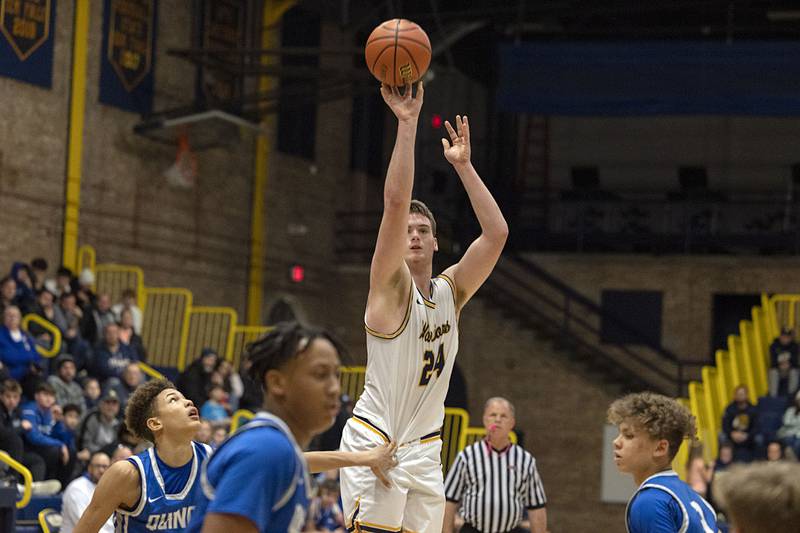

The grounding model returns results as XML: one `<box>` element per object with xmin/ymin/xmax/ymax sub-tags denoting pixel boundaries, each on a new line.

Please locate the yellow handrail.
<box><xmin>230</xmin><ymin>409</ymin><xmax>255</xmax><ymax>432</ymax></box>
<box><xmin>21</xmin><ymin>314</ymin><xmax>62</xmax><ymax>358</ymax></box>
<box><xmin>0</xmin><ymin>450</ymin><xmax>32</xmax><ymax>509</ymax></box>
<box><xmin>38</xmin><ymin>508</ymin><xmax>59</xmax><ymax>533</ymax></box>
<box><xmin>137</xmin><ymin>361</ymin><xmax>165</xmax><ymax>381</ymax></box>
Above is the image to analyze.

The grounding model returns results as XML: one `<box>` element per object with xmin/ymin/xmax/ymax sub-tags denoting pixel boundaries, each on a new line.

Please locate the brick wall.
<box><xmin>529</xmin><ymin>253</ymin><xmax>800</xmax><ymax>363</ymax></box>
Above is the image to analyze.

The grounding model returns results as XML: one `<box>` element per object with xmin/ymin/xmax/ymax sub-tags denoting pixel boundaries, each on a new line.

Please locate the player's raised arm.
<box><xmin>366</xmin><ymin>82</ymin><xmax>424</xmax><ymax>333</ymax></box>
<box><xmin>440</xmin><ymin>115</ymin><xmax>508</xmax><ymax>312</ymax></box>
<box><xmin>73</xmin><ymin>460</ymin><xmax>140</xmax><ymax>533</ymax></box>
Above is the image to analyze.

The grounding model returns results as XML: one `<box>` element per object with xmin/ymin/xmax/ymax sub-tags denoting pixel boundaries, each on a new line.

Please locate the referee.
<box><xmin>444</xmin><ymin>397</ymin><xmax>547</xmax><ymax>533</ymax></box>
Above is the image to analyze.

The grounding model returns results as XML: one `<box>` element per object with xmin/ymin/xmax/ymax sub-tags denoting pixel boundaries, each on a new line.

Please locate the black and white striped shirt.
<box><xmin>444</xmin><ymin>440</ymin><xmax>547</xmax><ymax>533</ymax></box>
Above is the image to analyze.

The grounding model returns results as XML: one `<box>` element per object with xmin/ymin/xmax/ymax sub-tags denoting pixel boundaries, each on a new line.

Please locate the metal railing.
<box><xmin>510</xmin><ymin>190</ymin><xmax>800</xmax><ymax>254</ymax></box>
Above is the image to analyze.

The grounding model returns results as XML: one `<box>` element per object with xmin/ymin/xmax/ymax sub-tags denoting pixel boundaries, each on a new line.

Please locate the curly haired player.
<box><xmin>608</xmin><ymin>392</ymin><xmax>717</xmax><ymax>533</ymax></box>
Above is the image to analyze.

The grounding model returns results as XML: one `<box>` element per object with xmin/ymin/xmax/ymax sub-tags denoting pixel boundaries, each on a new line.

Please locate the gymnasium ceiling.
<box><xmin>300</xmin><ymin>1</ymin><xmax>800</xmax><ymax>85</ymax></box>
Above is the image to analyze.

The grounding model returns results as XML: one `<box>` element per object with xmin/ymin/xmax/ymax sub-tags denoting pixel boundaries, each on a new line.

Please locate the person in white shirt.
<box><xmin>61</xmin><ymin>451</ymin><xmax>112</xmax><ymax>533</ymax></box>
<box><xmin>111</xmin><ymin>289</ymin><xmax>142</xmax><ymax>335</ymax></box>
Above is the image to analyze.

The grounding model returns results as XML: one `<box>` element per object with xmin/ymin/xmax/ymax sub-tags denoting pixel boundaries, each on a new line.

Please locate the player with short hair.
<box><xmin>74</xmin><ymin>379</ymin><xmax>210</xmax><ymax>533</ymax></box>
<box><xmin>714</xmin><ymin>461</ymin><xmax>800</xmax><ymax>533</ymax></box>
<box><xmin>189</xmin><ymin>321</ymin><xmax>397</xmax><ymax>533</ymax></box>
<box><xmin>339</xmin><ymin>81</ymin><xmax>508</xmax><ymax>533</ymax></box>
<box><xmin>608</xmin><ymin>392</ymin><xmax>718</xmax><ymax>533</ymax></box>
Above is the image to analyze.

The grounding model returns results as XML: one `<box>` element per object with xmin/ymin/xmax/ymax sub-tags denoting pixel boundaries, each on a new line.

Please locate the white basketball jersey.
<box><xmin>353</xmin><ymin>274</ymin><xmax>459</xmax><ymax>444</ymax></box>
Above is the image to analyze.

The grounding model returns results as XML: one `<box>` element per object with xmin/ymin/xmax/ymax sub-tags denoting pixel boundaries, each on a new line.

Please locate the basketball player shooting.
<box><xmin>339</xmin><ymin>81</ymin><xmax>508</xmax><ymax>533</ymax></box>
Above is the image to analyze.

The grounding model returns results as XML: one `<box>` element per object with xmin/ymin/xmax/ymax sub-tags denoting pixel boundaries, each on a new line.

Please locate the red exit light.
<box><xmin>290</xmin><ymin>265</ymin><xmax>305</xmax><ymax>283</ymax></box>
<box><xmin>431</xmin><ymin>114</ymin><xmax>443</xmax><ymax>129</ymax></box>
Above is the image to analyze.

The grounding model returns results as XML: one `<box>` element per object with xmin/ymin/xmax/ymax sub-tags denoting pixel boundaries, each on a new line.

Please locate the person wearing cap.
<box><xmin>769</xmin><ymin>351</ymin><xmax>800</xmax><ymax>400</ymax></box>
<box><xmin>770</xmin><ymin>327</ymin><xmax>799</xmax><ymax>369</ymax></box>
<box><xmin>78</xmin><ymin>390</ymin><xmax>121</xmax><ymax>455</ymax></box>
<box><xmin>21</xmin><ymin>381</ymin><xmax>76</xmax><ymax>486</ymax></box>
<box><xmin>48</xmin><ymin>355</ymin><xmax>86</xmax><ymax>413</ymax></box>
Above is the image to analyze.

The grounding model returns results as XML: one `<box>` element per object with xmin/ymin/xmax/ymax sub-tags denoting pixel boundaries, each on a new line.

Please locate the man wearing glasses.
<box><xmin>61</xmin><ymin>451</ymin><xmax>113</xmax><ymax>533</ymax></box>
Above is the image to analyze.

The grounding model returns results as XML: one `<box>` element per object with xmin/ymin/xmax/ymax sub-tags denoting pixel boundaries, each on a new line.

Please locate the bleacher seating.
<box><xmin>682</xmin><ymin>293</ymin><xmax>794</xmax><ymax>468</ymax></box>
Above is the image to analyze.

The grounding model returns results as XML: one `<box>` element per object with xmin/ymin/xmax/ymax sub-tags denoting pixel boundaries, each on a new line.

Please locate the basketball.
<box><xmin>365</xmin><ymin>19</ymin><xmax>431</xmax><ymax>87</ymax></box>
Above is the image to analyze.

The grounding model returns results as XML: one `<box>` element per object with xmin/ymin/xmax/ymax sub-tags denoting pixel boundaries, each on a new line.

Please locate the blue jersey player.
<box><xmin>608</xmin><ymin>392</ymin><xmax>718</xmax><ymax>533</ymax></box>
<box><xmin>189</xmin><ymin>322</ymin><xmax>395</xmax><ymax>533</ymax></box>
<box><xmin>74</xmin><ymin>371</ymin><xmax>396</xmax><ymax>533</ymax></box>
<box><xmin>74</xmin><ymin>379</ymin><xmax>207</xmax><ymax>533</ymax></box>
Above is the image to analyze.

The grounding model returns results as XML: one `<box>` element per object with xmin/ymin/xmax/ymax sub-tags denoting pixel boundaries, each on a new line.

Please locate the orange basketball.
<box><xmin>365</xmin><ymin>19</ymin><xmax>431</xmax><ymax>87</ymax></box>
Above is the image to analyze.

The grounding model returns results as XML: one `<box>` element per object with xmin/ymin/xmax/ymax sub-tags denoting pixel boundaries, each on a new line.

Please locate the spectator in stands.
<box><xmin>237</xmin><ymin>357</ymin><xmax>263</xmax><ymax>411</ymax></box>
<box><xmin>200</xmin><ymin>384</ymin><xmax>230</xmax><ymax>424</ymax></box>
<box><xmin>770</xmin><ymin>327</ymin><xmax>799</xmax><ymax>368</ymax></box>
<box><xmin>722</xmin><ymin>384</ymin><xmax>758</xmax><ymax>462</ymax></box>
<box><xmin>707</xmin><ymin>442</ymin><xmax>734</xmax><ymax>507</ymax></box>
<box><xmin>117</xmin><ymin>308</ymin><xmax>146</xmax><ymax>362</ymax></box>
<box><xmin>62</xmin><ymin>316</ymin><xmax>92</xmax><ymax>373</ymax></box>
<box><xmin>769</xmin><ymin>351</ymin><xmax>800</xmax><ymax>400</ymax></box>
<box><xmin>45</xmin><ymin>266</ymin><xmax>74</xmax><ymax>298</ymax></box>
<box><xmin>195</xmin><ymin>419</ymin><xmax>212</xmax><ymax>445</ymax></box>
<box><xmin>83</xmin><ymin>377</ymin><xmax>101</xmax><ymax>412</ymax></box>
<box><xmin>10</xmin><ymin>262</ymin><xmax>36</xmax><ymax>313</ymax></box>
<box><xmin>210</xmin><ymin>425</ymin><xmax>227</xmax><ymax>450</ymax></box>
<box><xmin>30</xmin><ymin>258</ymin><xmax>48</xmax><ymax>292</ymax></box>
<box><xmin>60</xmin><ymin>292</ymin><xmax>85</xmax><ymax>332</ymax></box>
<box><xmin>777</xmin><ymin>390</ymin><xmax>800</xmax><ymax>459</ymax></box>
<box><xmin>177</xmin><ymin>347</ymin><xmax>219</xmax><ymax>407</ymax></box>
<box><xmin>306</xmin><ymin>478</ymin><xmax>346</xmax><ymax>533</ymax></box>
<box><xmin>92</xmin><ymin>323</ymin><xmax>138</xmax><ymax>385</ymax></box>
<box><xmin>113</xmin><ymin>422</ymin><xmax>147</xmax><ymax>455</ymax></box>
<box><xmin>31</xmin><ymin>287</ymin><xmax>69</xmax><ymax>336</ymax></box>
<box><xmin>78</xmin><ymin>390</ymin><xmax>121</xmax><ymax>454</ymax></box>
<box><xmin>90</xmin><ymin>293</ymin><xmax>116</xmax><ymax>342</ymax></box>
<box><xmin>685</xmin><ymin>444</ymin><xmax>712</xmax><ymax>498</ymax></box>
<box><xmin>0</xmin><ymin>379</ymin><xmax>45</xmax><ymax>481</ymax></box>
<box><xmin>766</xmin><ymin>440</ymin><xmax>787</xmax><ymax>461</ymax></box>
<box><xmin>110</xmin><ymin>362</ymin><xmax>144</xmax><ymax>412</ymax></box>
<box><xmin>0</xmin><ymin>276</ymin><xmax>18</xmax><ymax>315</ymax></box>
<box><xmin>0</xmin><ymin>305</ymin><xmax>42</xmax><ymax>383</ymax></box>
<box><xmin>714</xmin><ymin>462</ymin><xmax>800</xmax><ymax>533</ymax></box>
<box><xmin>60</xmin><ymin>450</ymin><xmax>113</xmax><ymax>533</ymax></box>
<box><xmin>110</xmin><ymin>444</ymin><xmax>133</xmax><ymax>463</ymax></box>
<box><xmin>21</xmin><ymin>382</ymin><xmax>76</xmax><ymax>486</ymax></box>
<box><xmin>62</xmin><ymin>403</ymin><xmax>90</xmax><ymax>466</ymax></box>
<box><xmin>75</xmin><ymin>270</ymin><xmax>98</xmax><ymax>343</ymax></box>
<box><xmin>47</xmin><ymin>355</ymin><xmax>86</xmax><ymax>413</ymax></box>
<box><xmin>215</xmin><ymin>358</ymin><xmax>242</xmax><ymax>411</ymax></box>
<box><xmin>112</xmin><ymin>288</ymin><xmax>142</xmax><ymax>334</ymax></box>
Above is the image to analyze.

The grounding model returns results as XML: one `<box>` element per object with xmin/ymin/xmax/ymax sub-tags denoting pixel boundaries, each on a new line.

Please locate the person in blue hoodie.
<box><xmin>22</xmin><ymin>381</ymin><xmax>76</xmax><ymax>486</ymax></box>
<box><xmin>0</xmin><ymin>305</ymin><xmax>41</xmax><ymax>383</ymax></box>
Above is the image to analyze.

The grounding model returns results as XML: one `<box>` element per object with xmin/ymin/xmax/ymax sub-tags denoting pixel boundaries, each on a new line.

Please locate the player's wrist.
<box><xmin>451</xmin><ymin>160</ymin><xmax>473</xmax><ymax>172</ymax></box>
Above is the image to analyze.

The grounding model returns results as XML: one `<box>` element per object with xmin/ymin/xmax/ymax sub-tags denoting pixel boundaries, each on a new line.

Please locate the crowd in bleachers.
<box><xmin>686</xmin><ymin>327</ymin><xmax>800</xmax><ymax>512</ymax></box>
<box><xmin>0</xmin><ymin>260</ymin><xmax>244</xmax><ymax>485</ymax></box>
<box><xmin>0</xmin><ymin>257</ymin><xmax>349</xmax><ymax>529</ymax></box>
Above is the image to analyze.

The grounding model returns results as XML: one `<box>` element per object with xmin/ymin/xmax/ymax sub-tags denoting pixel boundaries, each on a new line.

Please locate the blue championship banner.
<box><xmin>99</xmin><ymin>0</ymin><xmax>157</xmax><ymax>113</ymax></box>
<box><xmin>0</xmin><ymin>0</ymin><xmax>56</xmax><ymax>87</ymax></box>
